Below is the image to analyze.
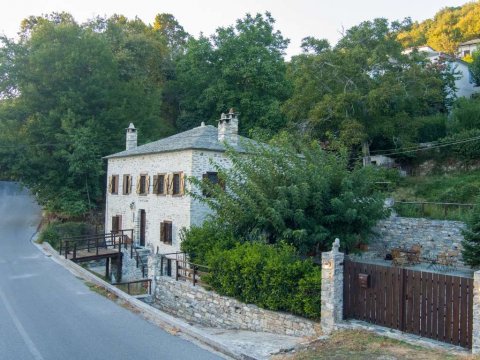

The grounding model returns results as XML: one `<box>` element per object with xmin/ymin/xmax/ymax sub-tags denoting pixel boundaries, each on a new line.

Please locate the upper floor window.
<box><xmin>153</xmin><ymin>174</ymin><xmax>166</xmax><ymax>195</ymax></box>
<box><xmin>109</xmin><ymin>175</ymin><xmax>119</xmax><ymax>195</ymax></box>
<box><xmin>172</xmin><ymin>172</ymin><xmax>183</xmax><ymax>195</ymax></box>
<box><xmin>202</xmin><ymin>172</ymin><xmax>225</xmax><ymax>197</ymax></box>
<box><xmin>137</xmin><ymin>174</ymin><xmax>149</xmax><ymax>195</ymax></box>
<box><xmin>122</xmin><ymin>175</ymin><xmax>132</xmax><ymax>195</ymax></box>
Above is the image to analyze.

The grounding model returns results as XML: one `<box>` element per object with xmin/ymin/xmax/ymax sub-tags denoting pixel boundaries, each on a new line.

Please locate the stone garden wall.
<box><xmin>148</xmin><ymin>254</ymin><xmax>321</xmax><ymax>337</ymax></box>
<box><xmin>364</xmin><ymin>216</ymin><xmax>466</xmax><ymax>264</ymax></box>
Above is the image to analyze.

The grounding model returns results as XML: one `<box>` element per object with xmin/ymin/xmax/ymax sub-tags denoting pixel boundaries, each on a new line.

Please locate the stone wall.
<box><xmin>148</xmin><ymin>254</ymin><xmax>321</xmax><ymax>337</ymax></box>
<box><xmin>364</xmin><ymin>216</ymin><xmax>466</xmax><ymax>264</ymax></box>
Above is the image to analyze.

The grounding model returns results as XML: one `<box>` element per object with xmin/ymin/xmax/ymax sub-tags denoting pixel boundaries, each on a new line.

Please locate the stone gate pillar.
<box><xmin>321</xmin><ymin>238</ymin><xmax>344</xmax><ymax>334</ymax></box>
<box><xmin>473</xmin><ymin>270</ymin><xmax>480</xmax><ymax>354</ymax></box>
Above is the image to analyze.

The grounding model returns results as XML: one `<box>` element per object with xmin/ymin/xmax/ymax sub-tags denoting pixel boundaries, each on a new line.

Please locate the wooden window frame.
<box><xmin>111</xmin><ymin>175</ymin><xmax>119</xmax><ymax>195</ymax></box>
<box><xmin>153</xmin><ymin>173</ymin><xmax>166</xmax><ymax>196</ymax></box>
<box><xmin>160</xmin><ymin>221</ymin><xmax>173</xmax><ymax>245</ymax></box>
<box><xmin>139</xmin><ymin>174</ymin><xmax>149</xmax><ymax>196</ymax></box>
<box><xmin>122</xmin><ymin>174</ymin><xmax>132</xmax><ymax>195</ymax></box>
<box><xmin>202</xmin><ymin>171</ymin><xmax>224</xmax><ymax>197</ymax></box>
<box><xmin>172</xmin><ymin>172</ymin><xmax>183</xmax><ymax>196</ymax></box>
<box><xmin>111</xmin><ymin>215</ymin><xmax>122</xmax><ymax>234</ymax></box>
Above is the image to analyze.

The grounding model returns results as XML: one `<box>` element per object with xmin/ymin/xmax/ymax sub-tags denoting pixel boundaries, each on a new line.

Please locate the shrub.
<box><xmin>462</xmin><ymin>201</ymin><xmax>480</xmax><ymax>267</ymax></box>
<box><xmin>204</xmin><ymin>242</ymin><xmax>322</xmax><ymax>319</ymax></box>
<box><xmin>39</xmin><ymin>221</ymin><xmax>90</xmax><ymax>250</ymax></box>
<box><xmin>441</xmin><ymin>129</ymin><xmax>480</xmax><ymax>161</ymax></box>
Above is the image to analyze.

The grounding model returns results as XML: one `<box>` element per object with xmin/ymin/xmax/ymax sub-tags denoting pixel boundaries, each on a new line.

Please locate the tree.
<box><xmin>0</xmin><ymin>14</ymin><xmax>174</xmax><ymax>216</ymax></box>
<box><xmin>186</xmin><ymin>133</ymin><xmax>388</xmax><ymax>255</ymax></box>
<box><xmin>461</xmin><ymin>202</ymin><xmax>480</xmax><ymax>267</ymax></box>
<box><xmin>469</xmin><ymin>50</ymin><xmax>480</xmax><ymax>87</ymax></box>
<box><xmin>283</xmin><ymin>19</ymin><xmax>454</xmax><ymax>154</ymax></box>
<box><xmin>174</xmin><ymin>12</ymin><xmax>291</xmax><ymax>135</ymax></box>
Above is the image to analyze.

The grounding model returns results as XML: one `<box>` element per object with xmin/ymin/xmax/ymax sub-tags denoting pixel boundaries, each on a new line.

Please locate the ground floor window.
<box><xmin>160</xmin><ymin>221</ymin><xmax>172</xmax><ymax>244</ymax></box>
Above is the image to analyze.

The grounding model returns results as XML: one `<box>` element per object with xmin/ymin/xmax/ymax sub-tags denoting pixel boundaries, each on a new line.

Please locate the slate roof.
<box><xmin>104</xmin><ymin>124</ymin><xmax>256</xmax><ymax>159</ymax></box>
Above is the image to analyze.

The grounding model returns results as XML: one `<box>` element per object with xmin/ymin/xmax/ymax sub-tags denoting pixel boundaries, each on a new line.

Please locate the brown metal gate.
<box><xmin>343</xmin><ymin>259</ymin><xmax>474</xmax><ymax>348</ymax></box>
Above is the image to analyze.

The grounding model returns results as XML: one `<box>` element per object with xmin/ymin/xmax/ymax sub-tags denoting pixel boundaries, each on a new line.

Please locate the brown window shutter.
<box><xmin>112</xmin><ymin>216</ymin><xmax>118</xmax><ymax>232</ymax></box>
<box><xmin>108</xmin><ymin>176</ymin><xmax>112</xmax><ymax>194</ymax></box>
<box><xmin>166</xmin><ymin>174</ymin><xmax>172</xmax><ymax>195</ymax></box>
<box><xmin>180</xmin><ymin>173</ymin><xmax>185</xmax><ymax>195</ymax></box>
<box><xmin>167</xmin><ymin>222</ymin><xmax>172</xmax><ymax>244</ymax></box>
<box><xmin>145</xmin><ymin>175</ymin><xmax>150</xmax><ymax>194</ymax></box>
<box><xmin>136</xmin><ymin>176</ymin><xmax>141</xmax><ymax>194</ymax></box>
<box><xmin>118</xmin><ymin>215</ymin><xmax>122</xmax><ymax>231</ymax></box>
<box><xmin>122</xmin><ymin>175</ymin><xmax>126</xmax><ymax>195</ymax></box>
<box><xmin>129</xmin><ymin>175</ymin><xmax>133</xmax><ymax>194</ymax></box>
<box><xmin>153</xmin><ymin>175</ymin><xmax>159</xmax><ymax>194</ymax></box>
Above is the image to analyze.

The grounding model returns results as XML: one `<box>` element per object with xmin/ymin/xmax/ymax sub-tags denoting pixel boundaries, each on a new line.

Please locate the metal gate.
<box><xmin>343</xmin><ymin>259</ymin><xmax>474</xmax><ymax>348</ymax></box>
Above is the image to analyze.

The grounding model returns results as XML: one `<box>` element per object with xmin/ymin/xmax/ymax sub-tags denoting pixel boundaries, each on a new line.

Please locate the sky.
<box><xmin>0</xmin><ymin>0</ymin><xmax>470</xmax><ymax>58</ymax></box>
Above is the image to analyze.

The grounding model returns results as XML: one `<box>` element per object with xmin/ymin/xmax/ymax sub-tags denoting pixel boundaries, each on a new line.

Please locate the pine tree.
<box><xmin>461</xmin><ymin>202</ymin><xmax>480</xmax><ymax>267</ymax></box>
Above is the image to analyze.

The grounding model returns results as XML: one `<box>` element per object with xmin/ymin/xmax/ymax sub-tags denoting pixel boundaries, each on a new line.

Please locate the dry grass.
<box><xmin>273</xmin><ymin>329</ymin><xmax>478</xmax><ymax>360</ymax></box>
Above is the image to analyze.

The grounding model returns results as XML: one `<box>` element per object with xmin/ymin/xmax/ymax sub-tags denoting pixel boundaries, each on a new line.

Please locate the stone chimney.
<box><xmin>218</xmin><ymin>108</ymin><xmax>238</xmax><ymax>145</ymax></box>
<box><xmin>126</xmin><ymin>123</ymin><xmax>137</xmax><ymax>150</ymax></box>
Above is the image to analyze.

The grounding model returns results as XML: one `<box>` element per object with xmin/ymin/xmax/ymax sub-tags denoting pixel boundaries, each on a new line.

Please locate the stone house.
<box><xmin>457</xmin><ymin>38</ymin><xmax>480</xmax><ymax>58</ymax></box>
<box><xmin>104</xmin><ymin>110</ymin><xmax>251</xmax><ymax>254</ymax></box>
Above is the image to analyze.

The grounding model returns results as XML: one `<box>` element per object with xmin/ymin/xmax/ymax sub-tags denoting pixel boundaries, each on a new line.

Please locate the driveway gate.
<box><xmin>343</xmin><ymin>259</ymin><xmax>474</xmax><ymax>348</ymax></box>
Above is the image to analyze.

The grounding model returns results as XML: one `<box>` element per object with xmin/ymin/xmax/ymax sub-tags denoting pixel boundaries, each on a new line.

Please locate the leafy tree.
<box><xmin>187</xmin><ymin>133</ymin><xmax>388</xmax><ymax>255</ymax></box>
<box><xmin>0</xmin><ymin>14</ymin><xmax>174</xmax><ymax>216</ymax></box>
<box><xmin>470</xmin><ymin>50</ymin><xmax>480</xmax><ymax>87</ymax></box>
<box><xmin>462</xmin><ymin>201</ymin><xmax>480</xmax><ymax>267</ymax></box>
<box><xmin>284</xmin><ymin>19</ymin><xmax>454</xmax><ymax>154</ymax></box>
<box><xmin>397</xmin><ymin>2</ymin><xmax>480</xmax><ymax>54</ymax></box>
<box><xmin>174</xmin><ymin>12</ymin><xmax>291</xmax><ymax>135</ymax></box>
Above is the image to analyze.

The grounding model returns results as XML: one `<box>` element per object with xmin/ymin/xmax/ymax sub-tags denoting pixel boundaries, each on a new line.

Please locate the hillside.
<box><xmin>397</xmin><ymin>1</ymin><xmax>480</xmax><ymax>54</ymax></box>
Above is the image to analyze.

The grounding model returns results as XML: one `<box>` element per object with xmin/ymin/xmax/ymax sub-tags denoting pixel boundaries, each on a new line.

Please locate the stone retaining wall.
<box><xmin>148</xmin><ymin>253</ymin><xmax>321</xmax><ymax>337</ymax></box>
<box><xmin>364</xmin><ymin>216</ymin><xmax>466</xmax><ymax>264</ymax></box>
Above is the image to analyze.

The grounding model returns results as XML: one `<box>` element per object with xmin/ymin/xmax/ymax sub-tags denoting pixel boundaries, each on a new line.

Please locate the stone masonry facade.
<box><xmin>148</xmin><ymin>255</ymin><xmax>321</xmax><ymax>337</ymax></box>
<box><xmin>364</xmin><ymin>216</ymin><xmax>466</xmax><ymax>264</ymax></box>
<box><xmin>105</xmin><ymin>149</ymin><xmax>231</xmax><ymax>254</ymax></box>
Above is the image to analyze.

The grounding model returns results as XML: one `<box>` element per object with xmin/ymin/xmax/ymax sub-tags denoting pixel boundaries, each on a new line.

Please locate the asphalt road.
<box><xmin>0</xmin><ymin>181</ymin><xmax>222</xmax><ymax>360</ymax></box>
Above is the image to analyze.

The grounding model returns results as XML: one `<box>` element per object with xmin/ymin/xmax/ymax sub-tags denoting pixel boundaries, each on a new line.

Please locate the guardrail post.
<box><xmin>175</xmin><ymin>261</ymin><xmax>179</xmax><ymax>281</ymax></box>
<box><xmin>193</xmin><ymin>265</ymin><xmax>196</xmax><ymax>286</ymax></box>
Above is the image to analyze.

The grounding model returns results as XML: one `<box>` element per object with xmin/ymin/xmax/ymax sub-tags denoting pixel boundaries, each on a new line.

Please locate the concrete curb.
<box><xmin>33</xmin><ymin>240</ymin><xmax>242</xmax><ymax>360</ymax></box>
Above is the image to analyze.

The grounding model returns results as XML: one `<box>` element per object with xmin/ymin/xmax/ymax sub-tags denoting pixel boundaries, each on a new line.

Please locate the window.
<box><xmin>464</xmin><ymin>50</ymin><xmax>471</xmax><ymax>57</ymax></box>
<box><xmin>137</xmin><ymin>174</ymin><xmax>149</xmax><ymax>195</ymax></box>
<box><xmin>110</xmin><ymin>175</ymin><xmax>119</xmax><ymax>195</ymax></box>
<box><xmin>172</xmin><ymin>173</ymin><xmax>181</xmax><ymax>195</ymax></box>
<box><xmin>202</xmin><ymin>172</ymin><xmax>224</xmax><ymax>197</ymax></box>
<box><xmin>160</xmin><ymin>221</ymin><xmax>172</xmax><ymax>244</ymax></box>
<box><xmin>111</xmin><ymin>215</ymin><xmax>122</xmax><ymax>234</ymax></box>
<box><xmin>122</xmin><ymin>175</ymin><xmax>132</xmax><ymax>195</ymax></box>
<box><xmin>153</xmin><ymin>174</ymin><xmax>166</xmax><ymax>195</ymax></box>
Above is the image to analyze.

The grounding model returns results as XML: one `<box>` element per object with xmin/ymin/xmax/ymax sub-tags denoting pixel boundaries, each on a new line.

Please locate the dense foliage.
<box><xmin>462</xmin><ymin>201</ymin><xmax>480</xmax><ymax>267</ymax></box>
<box><xmin>0</xmin><ymin>8</ymin><xmax>466</xmax><ymax>218</ymax></box>
<box><xmin>39</xmin><ymin>221</ymin><xmax>90</xmax><ymax>249</ymax></box>
<box><xmin>397</xmin><ymin>2</ymin><xmax>480</xmax><ymax>54</ymax></box>
<box><xmin>283</xmin><ymin>19</ymin><xmax>454</xmax><ymax>157</ymax></box>
<box><xmin>186</xmin><ymin>135</ymin><xmax>388</xmax><ymax>255</ymax></box>
<box><xmin>204</xmin><ymin>242</ymin><xmax>322</xmax><ymax>319</ymax></box>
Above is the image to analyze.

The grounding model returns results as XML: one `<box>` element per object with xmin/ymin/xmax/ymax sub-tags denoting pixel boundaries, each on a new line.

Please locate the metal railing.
<box><xmin>159</xmin><ymin>252</ymin><xmax>209</xmax><ymax>286</ymax></box>
<box><xmin>113</xmin><ymin>278</ymin><xmax>152</xmax><ymax>296</ymax></box>
<box><xmin>59</xmin><ymin>229</ymin><xmax>134</xmax><ymax>261</ymax></box>
<box><xmin>393</xmin><ymin>201</ymin><xmax>474</xmax><ymax>221</ymax></box>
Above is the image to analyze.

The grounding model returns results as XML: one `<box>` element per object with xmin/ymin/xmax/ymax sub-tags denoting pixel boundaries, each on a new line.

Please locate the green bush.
<box><xmin>39</xmin><ymin>221</ymin><xmax>90</xmax><ymax>250</ymax></box>
<box><xmin>204</xmin><ymin>242</ymin><xmax>322</xmax><ymax>319</ymax></box>
<box><xmin>448</xmin><ymin>98</ymin><xmax>480</xmax><ymax>134</ymax></box>
<box><xmin>441</xmin><ymin>129</ymin><xmax>480</xmax><ymax>161</ymax></box>
<box><xmin>180</xmin><ymin>221</ymin><xmax>238</xmax><ymax>264</ymax></box>
<box><xmin>462</xmin><ymin>201</ymin><xmax>480</xmax><ymax>267</ymax></box>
